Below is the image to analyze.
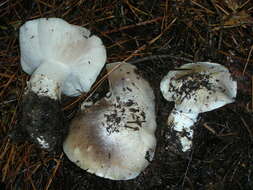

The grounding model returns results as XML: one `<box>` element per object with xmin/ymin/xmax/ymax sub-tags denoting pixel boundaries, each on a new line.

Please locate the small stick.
<box><xmin>243</xmin><ymin>45</ymin><xmax>253</xmax><ymax>75</ymax></box>
<box><xmin>240</xmin><ymin>117</ymin><xmax>253</xmax><ymax>141</ymax></box>
<box><xmin>102</xmin><ymin>16</ymin><xmax>165</xmax><ymax>35</ymax></box>
<box><xmin>203</xmin><ymin>123</ymin><xmax>216</xmax><ymax>135</ymax></box>
<box><xmin>63</xmin><ymin>18</ymin><xmax>177</xmax><ymax>110</ymax></box>
<box><xmin>44</xmin><ymin>153</ymin><xmax>63</xmax><ymax>190</ymax></box>
<box><xmin>252</xmin><ymin>76</ymin><xmax>253</xmax><ymax>111</ymax></box>
<box><xmin>182</xmin><ymin>149</ymin><xmax>194</xmax><ymax>188</ymax></box>
<box><xmin>129</xmin><ymin>54</ymin><xmax>193</xmax><ymax>64</ymax></box>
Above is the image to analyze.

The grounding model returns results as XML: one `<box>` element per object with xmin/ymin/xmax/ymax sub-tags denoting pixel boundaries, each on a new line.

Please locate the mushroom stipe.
<box><xmin>9</xmin><ymin>91</ymin><xmax>66</xmax><ymax>151</ymax></box>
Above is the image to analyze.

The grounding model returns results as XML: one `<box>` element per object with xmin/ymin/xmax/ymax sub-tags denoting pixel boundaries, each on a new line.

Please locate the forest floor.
<box><xmin>0</xmin><ymin>0</ymin><xmax>253</xmax><ymax>189</ymax></box>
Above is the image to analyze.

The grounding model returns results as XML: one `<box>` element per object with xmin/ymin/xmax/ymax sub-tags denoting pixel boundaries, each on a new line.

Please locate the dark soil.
<box><xmin>9</xmin><ymin>91</ymin><xmax>67</xmax><ymax>152</ymax></box>
<box><xmin>0</xmin><ymin>0</ymin><xmax>253</xmax><ymax>190</ymax></box>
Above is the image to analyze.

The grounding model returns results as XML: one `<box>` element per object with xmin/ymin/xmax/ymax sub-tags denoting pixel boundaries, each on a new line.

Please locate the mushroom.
<box><xmin>160</xmin><ymin>62</ymin><xmax>237</xmax><ymax>152</ymax></box>
<box><xmin>63</xmin><ymin>62</ymin><xmax>157</xmax><ymax>180</ymax></box>
<box><xmin>17</xmin><ymin>18</ymin><xmax>106</xmax><ymax>150</ymax></box>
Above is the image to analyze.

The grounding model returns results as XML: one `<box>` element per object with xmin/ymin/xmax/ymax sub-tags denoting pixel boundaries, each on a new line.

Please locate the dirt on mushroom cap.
<box><xmin>63</xmin><ymin>62</ymin><xmax>157</xmax><ymax>180</ymax></box>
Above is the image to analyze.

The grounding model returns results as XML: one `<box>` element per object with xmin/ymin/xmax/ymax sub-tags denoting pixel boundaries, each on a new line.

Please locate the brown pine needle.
<box><xmin>203</xmin><ymin>123</ymin><xmax>216</xmax><ymax>135</ymax></box>
<box><xmin>63</xmin><ymin>17</ymin><xmax>177</xmax><ymax>110</ymax></box>
<box><xmin>102</xmin><ymin>16</ymin><xmax>166</xmax><ymax>35</ymax></box>
<box><xmin>45</xmin><ymin>153</ymin><xmax>63</xmax><ymax>190</ymax></box>
<box><xmin>243</xmin><ymin>44</ymin><xmax>253</xmax><ymax>75</ymax></box>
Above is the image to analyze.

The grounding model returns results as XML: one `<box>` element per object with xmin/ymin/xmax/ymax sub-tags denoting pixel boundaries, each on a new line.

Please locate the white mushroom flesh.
<box><xmin>63</xmin><ymin>62</ymin><xmax>157</xmax><ymax>180</ymax></box>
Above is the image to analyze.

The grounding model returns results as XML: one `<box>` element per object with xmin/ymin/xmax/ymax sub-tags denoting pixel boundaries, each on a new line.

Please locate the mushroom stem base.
<box><xmin>10</xmin><ymin>90</ymin><xmax>66</xmax><ymax>151</ymax></box>
<box><xmin>168</xmin><ymin>109</ymin><xmax>198</xmax><ymax>152</ymax></box>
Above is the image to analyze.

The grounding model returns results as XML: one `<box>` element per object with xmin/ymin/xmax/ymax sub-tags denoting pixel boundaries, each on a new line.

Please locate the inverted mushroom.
<box><xmin>63</xmin><ymin>62</ymin><xmax>157</xmax><ymax>180</ymax></box>
<box><xmin>16</xmin><ymin>18</ymin><xmax>106</xmax><ymax>150</ymax></box>
<box><xmin>160</xmin><ymin>62</ymin><xmax>237</xmax><ymax>152</ymax></box>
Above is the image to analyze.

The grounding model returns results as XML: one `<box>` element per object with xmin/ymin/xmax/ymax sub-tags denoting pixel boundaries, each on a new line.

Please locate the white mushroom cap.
<box><xmin>160</xmin><ymin>62</ymin><xmax>237</xmax><ymax>152</ymax></box>
<box><xmin>160</xmin><ymin>62</ymin><xmax>237</xmax><ymax>113</ymax></box>
<box><xmin>20</xmin><ymin>17</ymin><xmax>106</xmax><ymax>97</ymax></box>
<box><xmin>63</xmin><ymin>62</ymin><xmax>157</xmax><ymax>180</ymax></box>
